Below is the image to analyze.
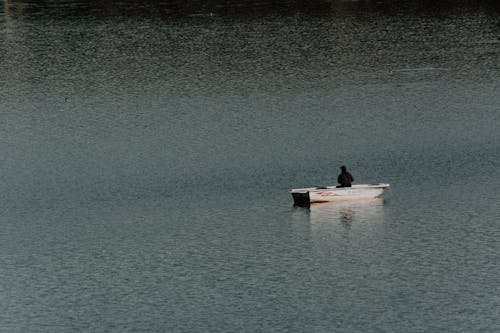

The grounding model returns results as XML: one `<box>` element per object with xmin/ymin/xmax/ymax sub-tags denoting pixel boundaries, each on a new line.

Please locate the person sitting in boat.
<box><xmin>337</xmin><ymin>165</ymin><xmax>354</xmax><ymax>188</ymax></box>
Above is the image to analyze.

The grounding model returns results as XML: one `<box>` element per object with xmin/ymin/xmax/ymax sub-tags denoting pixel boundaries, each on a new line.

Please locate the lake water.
<box><xmin>1</xmin><ymin>1</ymin><xmax>499</xmax><ymax>332</ymax></box>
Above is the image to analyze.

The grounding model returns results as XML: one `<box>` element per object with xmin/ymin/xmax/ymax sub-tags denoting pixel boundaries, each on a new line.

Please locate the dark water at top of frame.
<box><xmin>0</xmin><ymin>1</ymin><xmax>499</xmax><ymax>332</ymax></box>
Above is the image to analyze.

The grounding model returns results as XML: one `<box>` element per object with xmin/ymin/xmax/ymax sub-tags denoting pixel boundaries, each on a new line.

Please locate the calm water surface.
<box><xmin>1</xmin><ymin>1</ymin><xmax>499</xmax><ymax>332</ymax></box>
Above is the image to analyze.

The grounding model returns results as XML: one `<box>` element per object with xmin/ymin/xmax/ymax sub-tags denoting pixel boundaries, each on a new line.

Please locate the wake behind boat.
<box><xmin>290</xmin><ymin>183</ymin><xmax>390</xmax><ymax>207</ymax></box>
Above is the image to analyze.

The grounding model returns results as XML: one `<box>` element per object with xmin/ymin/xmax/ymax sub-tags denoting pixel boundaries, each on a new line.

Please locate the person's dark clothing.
<box><xmin>337</xmin><ymin>170</ymin><xmax>354</xmax><ymax>187</ymax></box>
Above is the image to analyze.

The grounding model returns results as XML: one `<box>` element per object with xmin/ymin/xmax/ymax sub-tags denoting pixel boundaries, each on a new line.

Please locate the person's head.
<box><xmin>341</xmin><ymin>165</ymin><xmax>347</xmax><ymax>172</ymax></box>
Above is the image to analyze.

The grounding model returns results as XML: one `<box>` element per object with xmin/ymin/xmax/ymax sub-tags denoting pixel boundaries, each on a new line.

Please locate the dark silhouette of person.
<box><xmin>337</xmin><ymin>165</ymin><xmax>354</xmax><ymax>188</ymax></box>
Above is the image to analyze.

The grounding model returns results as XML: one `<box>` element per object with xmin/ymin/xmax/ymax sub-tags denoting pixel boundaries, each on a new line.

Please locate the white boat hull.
<box><xmin>290</xmin><ymin>184</ymin><xmax>390</xmax><ymax>206</ymax></box>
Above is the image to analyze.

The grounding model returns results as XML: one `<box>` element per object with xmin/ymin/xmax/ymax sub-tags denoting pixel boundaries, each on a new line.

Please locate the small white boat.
<box><xmin>290</xmin><ymin>183</ymin><xmax>390</xmax><ymax>207</ymax></box>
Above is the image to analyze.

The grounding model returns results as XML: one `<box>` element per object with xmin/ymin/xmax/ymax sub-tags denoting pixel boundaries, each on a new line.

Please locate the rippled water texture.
<box><xmin>1</xmin><ymin>1</ymin><xmax>499</xmax><ymax>332</ymax></box>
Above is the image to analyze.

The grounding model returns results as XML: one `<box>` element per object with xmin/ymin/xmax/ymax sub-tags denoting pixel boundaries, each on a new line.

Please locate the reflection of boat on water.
<box><xmin>305</xmin><ymin>198</ymin><xmax>386</xmax><ymax>253</ymax></box>
<box><xmin>290</xmin><ymin>184</ymin><xmax>390</xmax><ymax>207</ymax></box>
<box><xmin>309</xmin><ymin>198</ymin><xmax>385</xmax><ymax>228</ymax></box>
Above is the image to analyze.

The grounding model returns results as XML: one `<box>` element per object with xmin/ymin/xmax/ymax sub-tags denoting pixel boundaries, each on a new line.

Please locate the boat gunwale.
<box><xmin>290</xmin><ymin>183</ymin><xmax>390</xmax><ymax>193</ymax></box>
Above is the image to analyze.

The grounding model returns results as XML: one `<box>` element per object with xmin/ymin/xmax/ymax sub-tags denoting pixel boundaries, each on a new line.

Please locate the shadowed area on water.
<box><xmin>2</xmin><ymin>0</ymin><xmax>500</xmax><ymax>19</ymax></box>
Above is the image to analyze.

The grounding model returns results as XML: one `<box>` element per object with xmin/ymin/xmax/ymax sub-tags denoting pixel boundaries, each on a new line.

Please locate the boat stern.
<box><xmin>291</xmin><ymin>191</ymin><xmax>310</xmax><ymax>207</ymax></box>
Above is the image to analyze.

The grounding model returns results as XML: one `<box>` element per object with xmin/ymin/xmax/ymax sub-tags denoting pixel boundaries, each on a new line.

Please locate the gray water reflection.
<box><xmin>291</xmin><ymin>199</ymin><xmax>387</xmax><ymax>261</ymax></box>
<box><xmin>309</xmin><ymin>198</ymin><xmax>385</xmax><ymax>229</ymax></box>
<box><xmin>307</xmin><ymin>198</ymin><xmax>386</xmax><ymax>246</ymax></box>
<box><xmin>1</xmin><ymin>1</ymin><xmax>500</xmax><ymax>332</ymax></box>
